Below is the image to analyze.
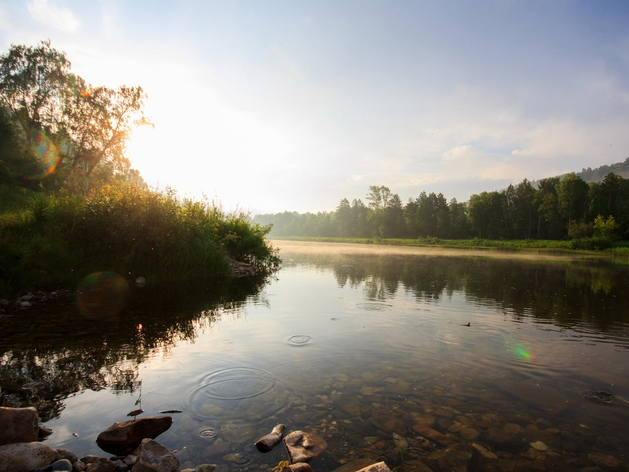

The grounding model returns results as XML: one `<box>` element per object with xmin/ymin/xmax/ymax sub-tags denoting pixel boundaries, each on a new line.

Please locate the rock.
<box><xmin>133</xmin><ymin>439</ymin><xmax>179</xmax><ymax>472</ymax></box>
<box><xmin>0</xmin><ymin>441</ymin><xmax>59</xmax><ymax>472</ymax></box>
<box><xmin>411</xmin><ymin>424</ymin><xmax>453</xmax><ymax>446</ymax></box>
<box><xmin>426</xmin><ymin>443</ymin><xmax>477</xmax><ymax>472</ymax></box>
<box><xmin>221</xmin><ymin>453</ymin><xmax>250</xmax><ymax>465</ymax></box>
<box><xmin>354</xmin><ymin>462</ymin><xmax>393</xmax><ymax>472</ymax></box>
<box><xmin>96</xmin><ymin>416</ymin><xmax>173</xmax><ymax>454</ymax></box>
<box><xmin>220</xmin><ymin>421</ymin><xmax>255</xmax><ymax>443</ymax></box>
<box><xmin>289</xmin><ymin>463</ymin><xmax>313</xmax><ymax>472</ymax></box>
<box><xmin>202</xmin><ymin>442</ymin><xmax>231</xmax><ymax>460</ymax></box>
<box><xmin>85</xmin><ymin>458</ymin><xmax>115</xmax><ymax>472</ymax></box>
<box><xmin>39</xmin><ymin>425</ymin><xmax>54</xmax><ymax>439</ymax></box>
<box><xmin>483</xmin><ymin>428</ymin><xmax>522</xmax><ymax>453</ymax></box>
<box><xmin>471</xmin><ymin>443</ymin><xmax>498</xmax><ymax>460</ymax></box>
<box><xmin>255</xmin><ymin>424</ymin><xmax>286</xmax><ymax>452</ymax></box>
<box><xmin>587</xmin><ymin>453</ymin><xmax>622</xmax><ymax>471</ymax></box>
<box><xmin>196</xmin><ymin>465</ymin><xmax>217</xmax><ymax>472</ymax></box>
<box><xmin>32</xmin><ymin>459</ymin><xmax>74</xmax><ymax>472</ymax></box>
<box><xmin>341</xmin><ymin>403</ymin><xmax>361</xmax><ymax>416</ymax></box>
<box><xmin>56</xmin><ymin>449</ymin><xmax>78</xmax><ymax>464</ymax></box>
<box><xmin>381</xmin><ymin>418</ymin><xmax>406</xmax><ymax>434</ymax></box>
<box><xmin>0</xmin><ymin>406</ymin><xmax>40</xmax><ymax>445</ymax></box>
<box><xmin>284</xmin><ymin>431</ymin><xmax>327</xmax><ymax>464</ymax></box>
<box><xmin>460</xmin><ymin>427</ymin><xmax>480</xmax><ymax>441</ymax></box>
<box><xmin>529</xmin><ymin>441</ymin><xmax>547</xmax><ymax>452</ymax></box>
<box><xmin>400</xmin><ymin>460</ymin><xmax>434</xmax><ymax>472</ymax></box>
<box><xmin>392</xmin><ymin>433</ymin><xmax>408</xmax><ymax>450</ymax></box>
<box><xmin>332</xmin><ymin>458</ymin><xmax>377</xmax><ymax>472</ymax></box>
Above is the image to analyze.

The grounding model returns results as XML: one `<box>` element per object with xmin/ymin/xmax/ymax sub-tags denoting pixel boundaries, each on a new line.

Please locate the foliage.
<box><xmin>256</xmin><ymin>172</ymin><xmax>629</xmax><ymax>246</ymax></box>
<box><xmin>0</xmin><ymin>182</ymin><xmax>279</xmax><ymax>296</ymax></box>
<box><xmin>0</xmin><ymin>40</ymin><xmax>148</xmax><ymax>191</ymax></box>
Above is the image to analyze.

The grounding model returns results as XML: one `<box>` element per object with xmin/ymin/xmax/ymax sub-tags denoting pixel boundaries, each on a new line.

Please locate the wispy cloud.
<box><xmin>27</xmin><ymin>0</ymin><xmax>80</xmax><ymax>32</ymax></box>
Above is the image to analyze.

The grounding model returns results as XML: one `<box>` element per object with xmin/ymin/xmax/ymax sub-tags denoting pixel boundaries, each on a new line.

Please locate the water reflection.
<box><xmin>0</xmin><ymin>276</ymin><xmax>270</xmax><ymax>421</ymax></box>
<box><xmin>281</xmin><ymin>244</ymin><xmax>629</xmax><ymax>333</ymax></box>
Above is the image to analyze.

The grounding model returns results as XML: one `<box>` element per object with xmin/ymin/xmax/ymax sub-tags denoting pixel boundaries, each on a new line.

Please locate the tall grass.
<box><xmin>0</xmin><ymin>183</ymin><xmax>279</xmax><ymax>296</ymax></box>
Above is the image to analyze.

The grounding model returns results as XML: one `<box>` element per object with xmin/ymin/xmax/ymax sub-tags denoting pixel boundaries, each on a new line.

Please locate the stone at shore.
<box><xmin>96</xmin><ymin>416</ymin><xmax>173</xmax><ymax>454</ymax></box>
<box><xmin>0</xmin><ymin>406</ymin><xmax>40</xmax><ymax>445</ymax></box>
<box><xmin>133</xmin><ymin>438</ymin><xmax>179</xmax><ymax>472</ymax></box>
<box><xmin>254</xmin><ymin>424</ymin><xmax>286</xmax><ymax>452</ymax></box>
<box><xmin>0</xmin><ymin>441</ymin><xmax>59</xmax><ymax>472</ymax></box>
<box><xmin>284</xmin><ymin>431</ymin><xmax>327</xmax><ymax>464</ymax></box>
<box><xmin>354</xmin><ymin>462</ymin><xmax>393</xmax><ymax>472</ymax></box>
<box><xmin>32</xmin><ymin>459</ymin><xmax>73</xmax><ymax>472</ymax></box>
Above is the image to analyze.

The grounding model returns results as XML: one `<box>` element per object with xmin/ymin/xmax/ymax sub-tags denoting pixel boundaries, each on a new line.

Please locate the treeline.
<box><xmin>255</xmin><ymin>172</ymin><xmax>629</xmax><ymax>244</ymax></box>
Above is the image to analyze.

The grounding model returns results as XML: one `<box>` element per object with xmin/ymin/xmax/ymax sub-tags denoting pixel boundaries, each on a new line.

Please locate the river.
<box><xmin>1</xmin><ymin>241</ymin><xmax>628</xmax><ymax>471</ymax></box>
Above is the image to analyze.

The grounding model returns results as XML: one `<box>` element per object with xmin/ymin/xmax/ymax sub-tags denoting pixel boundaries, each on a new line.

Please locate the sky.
<box><xmin>1</xmin><ymin>1</ymin><xmax>629</xmax><ymax>215</ymax></box>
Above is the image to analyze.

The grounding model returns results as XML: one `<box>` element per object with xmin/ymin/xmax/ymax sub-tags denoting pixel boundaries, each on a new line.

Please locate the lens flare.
<box><xmin>514</xmin><ymin>346</ymin><xmax>531</xmax><ymax>359</ymax></box>
<box><xmin>76</xmin><ymin>271</ymin><xmax>129</xmax><ymax>318</ymax></box>
<box><xmin>25</xmin><ymin>130</ymin><xmax>59</xmax><ymax>179</ymax></box>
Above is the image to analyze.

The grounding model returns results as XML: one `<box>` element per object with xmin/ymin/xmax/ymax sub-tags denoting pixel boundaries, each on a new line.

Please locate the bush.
<box><xmin>0</xmin><ymin>182</ymin><xmax>279</xmax><ymax>296</ymax></box>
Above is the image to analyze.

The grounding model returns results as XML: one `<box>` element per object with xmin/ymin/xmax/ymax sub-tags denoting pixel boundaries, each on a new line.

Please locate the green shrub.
<box><xmin>0</xmin><ymin>182</ymin><xmax>279</xmax><ymax>296</ymax></box>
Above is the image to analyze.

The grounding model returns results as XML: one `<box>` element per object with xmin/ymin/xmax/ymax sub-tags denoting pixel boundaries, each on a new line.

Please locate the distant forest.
<box><xmin>254</xmin><ymin>158</ymin><xmax>629</xmax><ymax>241</ymax></box>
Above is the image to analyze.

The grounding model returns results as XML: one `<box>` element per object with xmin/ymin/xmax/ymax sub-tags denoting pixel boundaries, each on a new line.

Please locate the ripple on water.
<box><xmin>287</xmin><ymin>334</ymin><xmax>312</xmax><ymax>346</ymax></box>
<box><xmin>187</xmin><ymin>367</ymin><xmax>288</xmax><ymax>421</ymax></box>
<box><xmin>356</xmin><ymin>302</ymin><xmax>392</xmax><ymax>312</ymax></box>
<box><xmin>197</xmin><ymin>427</ymin><xmax>218</xmax><ymax>439</ymax></box>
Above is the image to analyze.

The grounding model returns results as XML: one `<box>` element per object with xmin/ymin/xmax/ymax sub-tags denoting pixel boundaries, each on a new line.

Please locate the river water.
<box><xmin>1</xmin><ymin>241</ymin><xmax>629</xmax><ymax>471</ymax></box>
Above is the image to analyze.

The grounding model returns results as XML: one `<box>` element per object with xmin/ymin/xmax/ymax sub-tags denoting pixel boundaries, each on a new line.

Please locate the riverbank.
<box><xmin>0</xmin><ymin>182</ymin><xmax>280</xmax><ymax>298</ymax></box>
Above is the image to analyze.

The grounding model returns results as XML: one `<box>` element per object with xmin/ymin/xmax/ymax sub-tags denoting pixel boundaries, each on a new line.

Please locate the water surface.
<box><xmin>1</xmin><ymin>241</ymin><xmax>628</xmax><ymax>470</ymax></box>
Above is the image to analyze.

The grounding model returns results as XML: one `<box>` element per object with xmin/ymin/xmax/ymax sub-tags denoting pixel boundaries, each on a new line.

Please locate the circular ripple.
<box><xmin>196</xmin><ymin>367</ymin><xmax>276</xmax><ymax>401</ymax></box>
<box><xmin>287</xmin><ymin>334</ymin><xmax>312</xmax><ymax>346</ymax></box>
<box><xmin>198</xmin><ymin>427</ymin><xmax>218</xmax><ymax>439</ymax></box>
<box><xmin>356</xmin><ymin>302</ymin><xmax>392</xmax><ymax>312</ymax></box>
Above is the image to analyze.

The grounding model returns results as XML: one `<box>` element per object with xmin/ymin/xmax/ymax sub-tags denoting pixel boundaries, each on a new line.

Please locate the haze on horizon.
<box><xmin>1</xmin><ymin>1</ymin><xmax>628</xmax><ymax>215</ymax></box>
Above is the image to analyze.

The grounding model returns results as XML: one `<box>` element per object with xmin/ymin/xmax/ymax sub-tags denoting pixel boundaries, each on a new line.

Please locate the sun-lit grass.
<box><xmin>0</xmin><ymin>183</ymin><xmax>279</xmax><ymax>296</ymax></box>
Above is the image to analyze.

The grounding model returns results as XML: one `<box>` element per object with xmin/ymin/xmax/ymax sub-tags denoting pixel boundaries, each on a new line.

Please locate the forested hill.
<box><xmin>254</xmin><ymin>168</ymin><xmax>629</xmax><ymax>243</ymax></box>
<box><xmin>556</xmin><ymin>157</ymin><xmax>629</xmax><ymax>183</ymax></box>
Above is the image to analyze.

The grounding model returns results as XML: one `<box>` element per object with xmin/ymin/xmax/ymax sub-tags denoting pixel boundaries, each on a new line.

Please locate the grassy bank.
<box><xmin>270</xmin><ymin>235</ymin><xmax>629</xmax><ymax>257</ymax></box>
<box><xmin>0</xmin><ymin>183</ymin><xmax>279</xmax><ymax>297</ymax></box>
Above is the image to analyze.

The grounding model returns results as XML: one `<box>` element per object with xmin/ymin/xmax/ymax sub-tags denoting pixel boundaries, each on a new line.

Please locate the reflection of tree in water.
<box><xmin>0</xmin><ymin>275</ymin><xmax>270</xmax><ymax>421</ymax></box>
<box><xmin>287</xmin><ymin>251</ymin><xmax>629</xmax><ymax>330</ymax></box>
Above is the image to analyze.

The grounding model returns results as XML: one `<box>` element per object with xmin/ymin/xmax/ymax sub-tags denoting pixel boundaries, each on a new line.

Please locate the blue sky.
<box><xmin>1</xmin><ymin>1</ymin><xmax>628</xmax><ymax>214</ymax></box>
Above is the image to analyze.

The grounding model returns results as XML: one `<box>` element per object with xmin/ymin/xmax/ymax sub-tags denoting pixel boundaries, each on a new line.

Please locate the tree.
<box><xmin>335</xmin><ymin>198</ymin><xmax>353</xmax><ymax>237</ymax></box>
<box><xmin>366</xmin><ymin>185</ymin><xmax>391</xmax><ymax>237</ymax></box>
<box><xmin>61</xmin><ymin>77</ymin><xmax>149</xmax><ymax>181</ymax></box>
<box><xmin>0</xmin><ymin>41</ymin><xmax>149</xmax><ymax>190</ymax></box>
<box><xmin>557</xmin><ymin>173</ymin><xmax>589</xmax><ymax>233</ymax></box>
<box><xmin>534</xmin><ymin>177</ymin><xmax>562</xmax><ymax>239</ymax></box>
<box><xmin>383</xmin><ymin>193</ymin><xmax>406</xmax><ymax>238</ymax></box>
<box><xmin>0</xmin><ymin>40</ymin><xmax>70</xmax><ymax>139</ymax></box>
<box><xmin>449</xmin><ymin>198</ymin><xmax>469</xmax><ymax>239</ymax></box>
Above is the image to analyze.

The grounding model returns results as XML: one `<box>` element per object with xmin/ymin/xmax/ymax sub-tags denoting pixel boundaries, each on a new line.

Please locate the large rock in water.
<box><xmin>96</xmin><ymin>416</ymin><xmax>173</xmax><ymax>454</ymax></box>
<box><xmin>0</xmin><ymin>441</ymin><xmax>58</xmax><ymax>472</ymax></box>
<box><xmin>0</xmin><ymin>406</ymin><xmax>40</xmax><ymax>445</ymax></box>
<box><xmin>133</xmin><ymin>439</ymin><xmax>179</xmax><ymax>472</ymax></box>
<box><xmin>283</xmin><ymin>431</ymin><xmax>327</xmax><ymax>464</ymax></box>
